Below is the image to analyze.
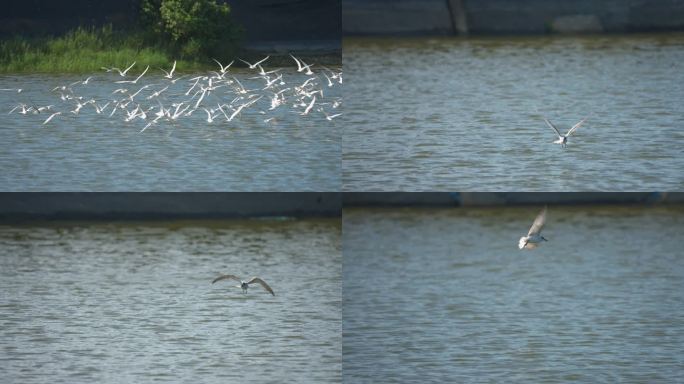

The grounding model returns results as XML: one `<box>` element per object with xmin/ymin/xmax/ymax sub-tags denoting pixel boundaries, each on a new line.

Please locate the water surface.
<box><xmin>0</xmin><ymin>67</ymin><xmax>341</xmax><ymax>191</ymax></box>
<box><xmin>343</xmin><ymin>205</ymin><xmax>684</xmax><ymax>382</ymax></box>
<box><xmin>0</xmin><ymin>219</ymin><xmax>341</xmax><ymax>383</ymax></box>
<box><xmin>343</xmin><ymin>34</ymin><xmax>684</xmax><ymax>190</ymax></box>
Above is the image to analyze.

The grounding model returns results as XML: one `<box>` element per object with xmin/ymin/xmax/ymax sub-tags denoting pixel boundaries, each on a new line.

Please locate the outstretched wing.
<box><xmin>566</xmin><ymin>118</ymin><xmax>587</xmax><ymax>136</ymax></box>
<box><xmin>247</xmin><ymin>277</ymin><xmax>275</xmax><ymax>296</ymax></box>
<box><xmin>543</xmin><ymin>118</ymin><xmax>562</xmax><ymax>137</ymax></box>
<box><xmin>212</xmin><ymin>274</ymin><xmax>242</xmax><ymax>284</ymax></box>
<box><xmin>527</xmin><ymin>206</ymin><xmax>547</xmax><ymax>236</ymax></box>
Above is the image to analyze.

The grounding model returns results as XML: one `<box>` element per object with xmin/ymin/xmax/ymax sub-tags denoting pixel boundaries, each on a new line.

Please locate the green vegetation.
<box><xmin>0</xmin><ymin>0</ymin><xmax>242</xmax><ymax>73</ymax></box>
<box><xmin>142</xmin><ymin>0</ymin><xmax>241</xmax><ymax>58</ymax></box>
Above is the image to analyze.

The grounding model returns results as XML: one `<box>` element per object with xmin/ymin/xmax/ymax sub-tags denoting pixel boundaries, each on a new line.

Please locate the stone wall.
<box><xmin>0</xmin><ymin>193</ymin><xmax>341</xmax><ymax>221</ymax></box>
<box><xmin>343</xmin><ymin>193</ymin><xmax>684</xmax><ymax>206</ymax></box>
<box><xmin>343</xmin><ymin>0</ymin><xmax>684</xmax><ymax>35</ymax></box>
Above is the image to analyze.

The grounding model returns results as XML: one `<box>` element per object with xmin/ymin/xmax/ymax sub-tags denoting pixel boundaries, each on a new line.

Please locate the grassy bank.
<box><xmin>0</xmin><ymin>26</ymin><xmax>212</xmax><ymax>74</ymax></box>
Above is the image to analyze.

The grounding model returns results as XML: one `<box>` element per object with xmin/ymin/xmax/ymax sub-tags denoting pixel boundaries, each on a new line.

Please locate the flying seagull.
<box><xmin>518</xmin><ymin>206</ymin><xmax>548</xmax><ymax>250</ymax></box>
<box><xmin>212</xmin><ymin>274</ymin><xmax>275</xmax><ymax>296</ymax></box>
<box><xmin>544</xmin><ymin>117</ymin><xmax>587</xmax><ymax>148</ymax></box>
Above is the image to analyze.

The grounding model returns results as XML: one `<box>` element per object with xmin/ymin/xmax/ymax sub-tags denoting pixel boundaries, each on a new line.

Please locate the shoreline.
<box><xmin>0</xmin><ymin>31</ymin><xmax>341</xmax><ymax>74</ymax></box>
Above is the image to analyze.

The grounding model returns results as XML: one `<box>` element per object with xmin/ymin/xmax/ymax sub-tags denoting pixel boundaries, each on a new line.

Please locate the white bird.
<box><xmin>518</xmin><ymin>206</ymin><xmax>548</xmax><ymax>250</ymax></box>
<box><xmin>256</xmin><ymin>64</ymin><xmax>281</xmax><ymax>77</ymax></box>
<box><xmin>203</xmin><ymin>108</ymin><xmax>217</xmax><ymax>123</ymax></box>
<box><xmin>70</xmin><ymin>76</ymin><xmax>93</xmax><ymax>87</ymax></box>
<box><xmin>212</xmin><ymin>275</ymin><xmax>275</xmax><ymax>296</ymax></box>
<box><xmin>146</xmin><ymin>85</ymin><xmax>169</xmax><ymax>100</ymax></box>
<box><xmin>300</xmin><ymin>95</ymin><xmax>316</xmax><ymax>115</ymax></box>
<box><xmin>239</xmin><ymin>55</ymin><xmax>270</xmax><ymax>69</ymax></box>
<box><xmin>114</xmin><ymin>61</ymin><xmax>137</xmax><ymax>77</ymax></box>
<box><xmin>94</xmin><ymin>102</ymin><xmax>110</xmax><ymax>114</ymax></box>
<box><xmin>323</xmin><ymin>111</ymin><xmax>342</xmax><ymax>120</ymax></box>
<box><xmin>290</xmin><ymin>54</ymin><xmax>314</xmax><ymax>75</ymax></box>
<box><xmin>544</xmin><ymin>117</ymin><xmax>587</xmax><ymax>148</ymax></box>
<box><xmin>116</xmin><ymin>65</ymin><xmax>149</xmax><ymax>84</ymax></box>
<box><xmin>160</xmin><ymin>60</ymin><xmax>177</xmax><ymax>79</ymax></box>
<box><xmin>212</xmin><ymin>58</ymin><xmax>234</xmax><ymax>75</ymax></box>
<box><xmin>323</xmin><ymin>72</ymin><xmax>334</xmax><ymax>87</ymax></box>
<box><xmin>42</xmin><ymin>111</ymin><xmax>61</xmax><ymax>125</ymax></box>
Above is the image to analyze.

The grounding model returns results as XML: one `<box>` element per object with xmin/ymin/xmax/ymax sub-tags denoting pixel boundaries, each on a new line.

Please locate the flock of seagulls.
<box><xmin>6</xmin><ymin>54</ymin><xmax>342</xmax><ymax>132</ymax></box>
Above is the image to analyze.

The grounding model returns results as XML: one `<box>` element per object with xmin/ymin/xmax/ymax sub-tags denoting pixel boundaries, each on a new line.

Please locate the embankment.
<box><xmin>0</xmin><ymin>193</ymin><xmax>341</xmax><ymax>221</ymax></box>
<box><xmin>343</xmin><ymin>0</ymin><xmax>684</xmax><ymax>35</ymax></box>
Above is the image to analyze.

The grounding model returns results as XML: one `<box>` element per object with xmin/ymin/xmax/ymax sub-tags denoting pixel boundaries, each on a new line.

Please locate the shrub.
<box><xmin>140</xmin><ymin>0</ymin><xmax>241</xmax><ymax>59</ymax></box>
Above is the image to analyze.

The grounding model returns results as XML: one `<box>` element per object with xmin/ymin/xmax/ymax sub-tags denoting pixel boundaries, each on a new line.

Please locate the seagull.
<box><xmin>115</xmin><ymin>61</ymin><xmax>137</xmax><ymax>77</ymax></box>
<box><xmin>544</xmin><ymin>117</ymin><xmax>587</xmax><ymax>148</ymax></box>
<box><xmin>519</xmin><ymin>206</ymin><xmax>548</xmax><ymax>250</ymax></box>
<box><xmin>300</xmin><ymin>95</ymin><xmax>316</xmax><ymax>115</ymax></box>
<box><xmin>160</xmin><ymin>60</ymin><xmax>176</xmax><ymax>79</ymax></box>
<box><xmin>42</xmin><ymin>111</ymin><xmax>61</xmax><ymax>125</ymax></box>
<box><xmin>69</xmin><ymin>76</ymin><xmax>93</xmax><ymax>87</ymax></box>
<box><xmin>116</xmin><ymin>65</ymin><xmax>149</xmax><ymax>84</ymax></box>
<box><xmin>212</xmin><ymin>275</ymin><xmax>275</xmax><ymax>296</ymax></box>
<box><xmin>290</xmin><ymin>54</ymin><xmax>314</xmax><ymax>75</ymax></box>
<box><xmin>239</xmin><ymin>55</ymin><xmax>270</xmax><ymax>69</ymax></box>
<box><xmin>323</xmin><ymin>111</ymin><xmax>342</xmax><ymax>120</ymax></box>
<box><xmin>212</xmin><ymin>58</ymin><xmax>234</xmax><ymax>75</ymax></box>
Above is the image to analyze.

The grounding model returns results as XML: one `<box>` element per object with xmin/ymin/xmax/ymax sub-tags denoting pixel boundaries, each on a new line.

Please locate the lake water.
<box><xmin>343</xmin><ymin>34</ymin><xmax>684</xmax><ymax>191</ymax></box>
<box><xmin>0</xmin><ymin>66</ymin><xmax>342</xmax><ymax>191</ymax></box>
<box><xmin>0</xmin><ymin>219</ymin><xmax>341</xmax><ymax>383</ymax></box>
<box><xmin>343</xmin><ymin>205</ymin><xmax>684</xmax><ymax>382</ymax></box>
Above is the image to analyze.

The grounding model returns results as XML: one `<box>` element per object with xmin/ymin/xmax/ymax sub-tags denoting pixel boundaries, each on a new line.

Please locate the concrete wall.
<box><xmin>2</xmin><ymin>193</ymin><xmax>681</xmax><ymax>220</ymax></box>
<box><xmin>343</xmin><ymin>193</ymin><xmax>684</xmax><ymax>207</ymax></box>
<box><xmin>343</xmin><ymin>0</ymin><xmax>684</xmax><ymax>35</ymax></box>
<box><xmin>0</xmin><ymin>193</ymin><xmax>341</xmax><ymax>221</ymax></box>
<box><xmin>343</xmin><ymin>0</ymin><xmax>453</xmax><ymax>36</ymax></box>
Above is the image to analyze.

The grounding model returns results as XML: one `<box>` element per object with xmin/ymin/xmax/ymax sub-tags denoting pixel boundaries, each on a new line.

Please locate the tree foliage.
<box><xmin>140</xmin><ymin>0</ymin><xmax>241</xmax><ymax>58</ymax></box>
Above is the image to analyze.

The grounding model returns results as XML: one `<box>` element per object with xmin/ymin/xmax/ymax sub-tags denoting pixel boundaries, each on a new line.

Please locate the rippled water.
<box><xmin>343</xmin><ymin>34</ymin><xmax>684</xmax><ymax>191</ymax></box>
<box><xmin>0</xmin><ymin>219</ymin><xmax>341</xmax><ymax>383</ymax></box>
<box><xmin>0</xmin><ymin>67</ymin><xmax>341</xmax><ymax>191</ymax></box>
<box><xmin>343</xmin><ymin>206</ymin><xmax>684</xmax><ymax>382</ymax></box>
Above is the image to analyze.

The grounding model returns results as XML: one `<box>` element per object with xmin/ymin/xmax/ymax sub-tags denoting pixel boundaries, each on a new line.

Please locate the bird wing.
<box><xmin>212</xmin><ymin>58</ymin><xmax>224</xmax><ymax>71</ymax></box>
<box><xmin>42</xmin><ymin>112</ymin><xmax>60</xmax><ymax>125</ymax></box>
<box><xmin>122</xmin><ymin>61</ymin><xmax>136</xmax><ymax>76</ymax></box>
<box><xmin>247</xmin><ymin>277</ymin><xmax>275</xmax><ymax>296</ymax></box>
<box><xmin>290</xmin><ymin>54</ymin><xmax>303</xmax><ymax>71</ymax></box>
<box><xmin>212</xmin><ymin>274</ymin><xmax>242</xmax><ymax>284</ymax></box>
<box><xmin>134</xmin><ymin>66</ymin><xmax>150</xmax><ymax>82</ymax></box>
<box><xmin>543</xmin><ymin>118</ymin><xmax>562</xmax><ymax>137</ymax></box>
<box><xmin>527</xmin><ymin>206</ymin><xmax>547</xmax><ymax>236</ymax></box>
<box><xmin>566</xmin><ymin>118</ymin><xmax>587</xmax><ymax>136</ymax></box>
<box><xmin>255</xmin><ymin>55</ymin><xmax>270</xmax><ymax>66</ymax></box>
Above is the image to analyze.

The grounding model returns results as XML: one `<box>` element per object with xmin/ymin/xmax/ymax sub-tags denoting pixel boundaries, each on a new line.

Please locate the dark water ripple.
<box><xmin>0</xmin><ymin>220</ymin><xmax>341</xmax><ymax>383</ymax></box>
<box><xmin>343</xmin><ymin>206</ymin><xmax>684</xmax><ymax>382</ymax></box>
<box><xmin>343</xmin><ymin>34</ymin><xmax>684</xmax><ymax>191</ymax></box>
